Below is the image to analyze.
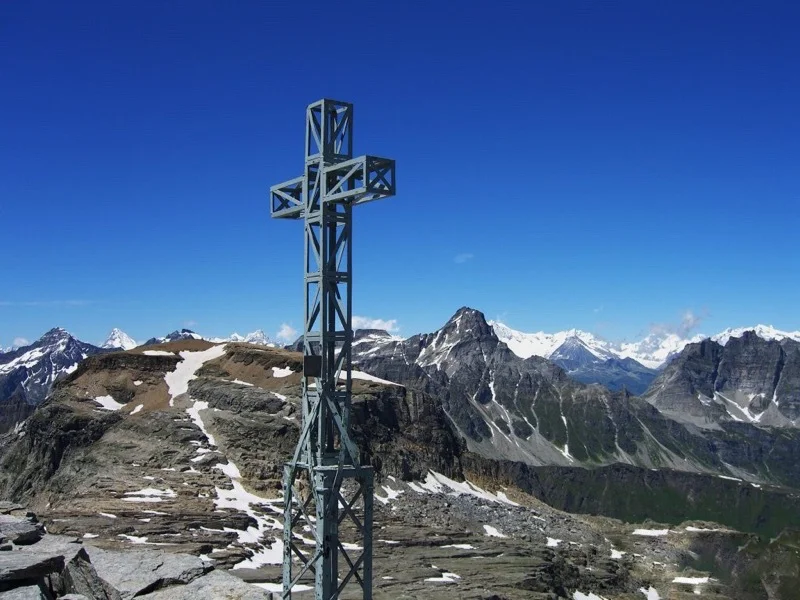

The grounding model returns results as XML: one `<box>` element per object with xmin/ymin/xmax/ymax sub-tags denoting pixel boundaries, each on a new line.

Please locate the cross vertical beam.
<box><xmin>270</xmin><ymin>99</ymin><xmax>396</xmax><ymax>600</ymax></box>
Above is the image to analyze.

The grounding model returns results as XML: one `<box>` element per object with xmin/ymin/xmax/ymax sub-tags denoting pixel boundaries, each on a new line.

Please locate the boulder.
<box><xmin>0</xmin><ymin>585</ymin><xmax>48</xmax><ymax>599</ymax></box>
<box><xmin>138</xmin><ymin>569</ymin><xmax>271</xmax><ymax>599</ymax></box>
<box><xmin>86</xmin><ymin>547</ymin><xmax>211</xmax><ymax>599</ymax></box>
<box><xmin>0</xmin><ymin>515</ymin><xmax>44</xmax><ymax>545</ymax></box>
<box><xmin>0</xmin><ymin>550</ymin><xmax>63</xmax><ymax>588</ymax></box>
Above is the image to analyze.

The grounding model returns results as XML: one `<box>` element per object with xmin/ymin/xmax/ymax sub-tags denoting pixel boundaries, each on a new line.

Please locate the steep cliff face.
<box><xmin>644</xmin><ymin>332</ymin><xmax>800</xmax><ymax>427</ymax></box>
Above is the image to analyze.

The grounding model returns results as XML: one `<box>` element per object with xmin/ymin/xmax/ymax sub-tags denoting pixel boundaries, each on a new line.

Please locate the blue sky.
<box><xmin>1</xmin><ymin>1</ymin><xmax>798</xmax><ymax>348</ymax></box>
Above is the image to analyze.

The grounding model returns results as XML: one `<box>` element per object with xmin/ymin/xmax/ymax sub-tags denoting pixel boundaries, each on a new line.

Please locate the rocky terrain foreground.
<box><xmin>0</xmin><ymin>505</ymin><xmax>268</xmax><ymax>599</ymax></box>
<box><xmin>0</xmin><ymin>339</ymin><xmax>797</xmax><ymax>598</ymax></box>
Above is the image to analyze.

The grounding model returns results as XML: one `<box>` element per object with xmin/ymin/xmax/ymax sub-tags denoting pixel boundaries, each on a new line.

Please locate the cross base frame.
<box><xmin>282</xmin><ymin>464</ymin><xmax>374</xmax><ymax>600</ymax></box>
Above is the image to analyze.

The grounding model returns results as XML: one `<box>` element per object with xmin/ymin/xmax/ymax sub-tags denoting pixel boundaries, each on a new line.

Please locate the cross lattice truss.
<box><xmin>269</xmin><ymin>99</ymin><xmax>396</xmax><ymax>600</ymax></box>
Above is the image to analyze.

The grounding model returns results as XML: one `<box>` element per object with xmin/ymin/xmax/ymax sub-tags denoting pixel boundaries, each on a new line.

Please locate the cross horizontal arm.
<box><xmin>323</xmin><ymin>155</ymin><xmax>396</xmax><ymax>206</ymax></box>
<box><xmin>270</xmin><ymin>175</ymin><xmax>305</xmax><ymax>219</ymax></box>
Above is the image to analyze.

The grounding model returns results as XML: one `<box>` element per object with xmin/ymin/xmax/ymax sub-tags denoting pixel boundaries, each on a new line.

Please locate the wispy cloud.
<box><xmin>184</xmin><ymin>320</ymin><xmax>198</xmax><ymax>328</ymax></box>
<box><xmin>593</xmin><ymin>306</ymin><xmax>604</xmax><ymax>314</ymax></box>
<box><xmin>12</xmin><ymin>337</ymin><xmax>29</xmax><ymax>347</ymax></box>
<box><xmin>353</xmin><ymin>316</ymin><xmax>399</xmax><ymax>332</ymax></box>
<box><xmin>0</xmin><ymin>300</ymin><xmax>93</xmax><ymax>307</ymax></box>
<box><xmin>650</xmin><ymin>309</ymin><xmax>709</xmax><ymax>338</ymax></box>
<box><xmin>276</xmin><ymin>323</ymin><xmax>298</xmax><ymax>342</ymax></box>
<box><xmin>454</xmin><ymin>253</ymin><xmax>474</xmax><ymax>264</ymax></box>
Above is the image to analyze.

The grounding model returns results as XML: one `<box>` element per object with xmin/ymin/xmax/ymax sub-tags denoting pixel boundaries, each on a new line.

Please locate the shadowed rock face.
<box><xmin>644</xmin><ymin>333</ymin><xmax>800</xmax><ymax>427</ymax></box>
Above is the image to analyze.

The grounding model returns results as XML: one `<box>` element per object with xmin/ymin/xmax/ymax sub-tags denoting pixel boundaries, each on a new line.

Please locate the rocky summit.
<box><xmin>0</xmin><ymin>334</ymin><xmax>798</xmax><ymax>598</ymax></box>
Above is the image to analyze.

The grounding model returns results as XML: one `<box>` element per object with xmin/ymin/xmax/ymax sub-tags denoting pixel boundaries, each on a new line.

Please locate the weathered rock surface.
<box><xmin>0</xmin><ymin>515</ymin><xmax>44</xmax><ymax>545</ymax></box>
<box><xmin>86</xmin><ymin>547</ymin><xmax>210</xmax><ymax>599</ymax></box>
<box><xmin>140</xmin><ymin>569</ymin><xmax>270</xmax><ymax>600</ymax></box>
<box><xmin>1</xmin><ymin>585</ymin><xmax>48</xmax><ymax>599</ymax></box>
<box><xmin>0</xmin><ymin>514</ymin><xmax>270</xmax><ymax>599</ymax></box>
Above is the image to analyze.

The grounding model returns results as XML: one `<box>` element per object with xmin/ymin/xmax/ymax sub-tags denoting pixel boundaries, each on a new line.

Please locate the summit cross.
<box><xmin>269</xmin><ymin>99</ymin><xmax>396</xmax><ymax>600</ymax></box>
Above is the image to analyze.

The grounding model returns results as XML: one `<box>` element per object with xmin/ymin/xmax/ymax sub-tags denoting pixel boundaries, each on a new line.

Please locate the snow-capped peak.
<box><xmin>711</xmin><ymin>325</ymin><xmax>800</xmax><ymax>346</ymax></box>
<box><xmin>489</xmin><ymin>321</ymin><xmax>613</xmax><ymax>362</ymax></box>
<box><xmin>616</xmin><ymin>332</ymin><xmax>704</xmax><ymax>369</ymax></box>
<box><xmin>102</xmin><ymin>328</ymin><xmax>138</xmax><ymax>351</ymax></box>
<box><xmin>207</xmin><ymin>330</ymin><xmax>273</xmax><ymax>346</ymax></box>
<box><xmin>491</xmin><ymin>320</ymin><xmax>800</xmax><ymax>370</ymax></box>
<box><xmin>231</xmin><ymin>330</ymin><xmax>271</xmax><ymax>345</ymax></box>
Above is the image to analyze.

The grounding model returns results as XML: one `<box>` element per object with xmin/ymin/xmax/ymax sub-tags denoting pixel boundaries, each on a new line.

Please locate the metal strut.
<box><xmin>270</xmin><ymin>99</ymin><xmax>396</xmax><ymax>600</ymax></box>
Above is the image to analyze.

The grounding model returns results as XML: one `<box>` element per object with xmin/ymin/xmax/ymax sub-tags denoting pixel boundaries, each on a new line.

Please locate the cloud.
<box><xmin>184</xmin><ymin>320</ymin><xmax>198</xmax><ymax>328</ymax></box>
<box><xmin>352</xmin><ymin>316</ymin><xmax>399</xmax><ymax>332</ymax></box>
<box><xmin>678</xmin><ymin>310</ymin><xmax>705</xmax><ymax>336</ymax></box>
<box><xmin>454</xmin><ymin>253</ymin><xmax>474</xmax><ymax>264</ymax></box>
<box><xmin>593</xmin><ymin>306</ymin><xmax>604</xmax><ymax>314</ymax></box>
<box><xmin>650</xmin><ymin>309</ymin><xmax>709</xmax><ymax>338</ymax></box>
<box><xmin>276</xmin><ymin>323</ymin><xmax>298</xmax><ymax>342</ymax></box>
<box><xmin>13</xmin><ymin>337</ymin><xmax>29</xmax><ymax>347</ymax></box>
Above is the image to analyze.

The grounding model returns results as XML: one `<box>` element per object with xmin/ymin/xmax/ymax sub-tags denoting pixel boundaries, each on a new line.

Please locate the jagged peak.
<box><xmin>40</xmin><ymin>327</ymin><xmax>73</xmax><ymax>344</ymax></box>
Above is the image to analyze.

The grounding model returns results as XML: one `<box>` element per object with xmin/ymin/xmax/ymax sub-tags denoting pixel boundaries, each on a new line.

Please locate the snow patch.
<box><xmin>349</xmin><ymin>370</ymin><xmax>401</xmax><ymax>386</ymax></box>
<box><xmin>425</xmin><ymin>571</ymin><xmax>461</xmax><ymax>583</ymax></box>
<box><xmin>163</xmin><ymin>344</ymin><xmax>227</xmax><ymax>406</ymax></box>
<box><xmin>483</xmin><ymin>525</ymin><xmax>507</xmax><ymax>538</ymax></box>
<box><xmin>254</xmin><ymin>583</ymin><xmax>313</xmax><ymax>593</ymax></box>
<box><xmin>186</xmin><ymin>401</ymin><xmax>216</xmax><ymax>445</ymax></box>
<box><xmin>271</xmin><ymin>366</ymin><xmax>293</xmax><ymax>378</ymax></box>
<box><xmin>632</xmin><ymin>529</ymin><xmax>669</xmax><ymax>536</ymax></box>
<box><xmin>673</xmin><ymin>576</ymin><xmax>709</xmax><ymax>584</ymax></box>
<box><xmin>417</xmin><ymin>471</ymin><xmax>519</xmax><ymax>506</ymax></box>
<box><xmin>94</xmin><ymin>395</ymin><xmax>124</xmax><ymax>411</ymax></box>
<box><xmin>130</xmin><ymin>404</ymin><xmax>143</xmax><ymax>415</ymax></box>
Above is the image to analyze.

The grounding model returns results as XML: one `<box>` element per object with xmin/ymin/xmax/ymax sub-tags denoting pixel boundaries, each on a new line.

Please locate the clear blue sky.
<box><xmin>1</xmin><ymin>1</ymin><xmax>798</xmax><ymax>348</ymax></box>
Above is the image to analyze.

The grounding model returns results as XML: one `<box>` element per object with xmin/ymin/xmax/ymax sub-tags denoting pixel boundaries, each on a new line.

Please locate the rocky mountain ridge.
<box><xmin>644</xmin><ymin>332</ymin><xmax>800</xmax><ymax>428</ymax></box>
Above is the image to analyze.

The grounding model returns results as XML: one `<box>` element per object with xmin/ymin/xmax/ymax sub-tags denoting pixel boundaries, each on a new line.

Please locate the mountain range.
<box><xmin>352</xmin><ymin>308</ymin><xmax>800</xmax><ymax>477</ymax></box>
<box><xmin>2</xmin><ymin>315</ymin><xmax>797</xmax><ymax>435</ymax></box>
<box><xmin>2</xmin><ymin>307</ymin><xmax>800</xmax><ymax>597</ymax></box>
<box><xmin>0</xmin><ymin>327</ymin><xmax>272</xmax><ymax>433</ymax></box>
